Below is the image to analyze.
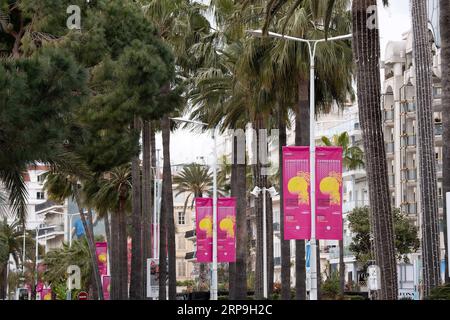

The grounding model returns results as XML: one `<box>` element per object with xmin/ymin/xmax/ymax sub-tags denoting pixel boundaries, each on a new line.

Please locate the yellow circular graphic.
<box><xmin>44</xmin><ymin>293</ymin><xmax>52</xmax><ymax>300</ymax></box>
<box><xmin>199</xmin><ymin>216</ymin><xmax>213</xmax><ymax>237</ymax></box>
<box><xmin>288</xmin><ymin>172</ymin><xmax>310</xmax><ymax>205</ymax></box>
<box><xmin>219</xmin><ymin>216</ymin><xmax>235</xmax><ymax>238</ymax></box>
<box><xmin>98</xmin><ymin>253</ymin><xmax>107</xmax><ymax>263</ymax></box>
<box><xmin>319</xmin><ymin>172</ymin><xmax>342</xmax><ymax>205</ymax></box>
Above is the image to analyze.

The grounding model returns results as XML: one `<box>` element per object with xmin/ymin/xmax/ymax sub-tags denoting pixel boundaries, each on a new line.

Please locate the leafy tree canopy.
<box><xmin>348</xmin><ymin>207</ymin><xmax>420</xmax><ymax>266</ymax></box>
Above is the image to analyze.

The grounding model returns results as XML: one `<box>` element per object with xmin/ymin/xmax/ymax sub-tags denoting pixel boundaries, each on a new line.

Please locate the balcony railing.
<box><xmin>407</xmin><ymin>169</ymin><xmax>417</xmax><ymax>180</ymax></box>
<box><xmin>402</xmin><ymin>103</ymin><xmax>416</xmax><ymax>113</ymax></box>
<box><xmin>384</xmin><ymin>110</ymin><xmax>394</xmax><ymax>121</ymax></box>
<box><xmin>386</xmin><ymin>142</ymin><xmax>395</xmax><ymax>153</ymax></box>
<box><xmin>388</xmin><ymin>174</ymin><xmax>395</xmax><ymax>187</ymax></box>
<box><xmin>435</xmin><ymin>123</ymin><xmax>443</xmax><ymax>136</ymax></box>
<box><xmin>402</xmin><ymin>135</ymin><xmax>416</xmax><ymax>147</ymax></box>
<box><xmin>407</xmin><ymin>203</ymin><xmax>417</xmax><ymax>214</ymax></box>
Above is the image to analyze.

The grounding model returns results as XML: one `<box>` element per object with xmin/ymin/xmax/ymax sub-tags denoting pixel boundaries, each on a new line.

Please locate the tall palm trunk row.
<box><xmin>411</xmin><ymin>0</ymin><xmax>441</xmax><ymax>295</ymax></box>
<box><xmin>352</xmin><ymin>0</ymin><xmax>397</xmax><ymax>300</ymax></box>
<box><xmin>441</xmin><ymin>0</ymin><xmax>450</xmax><ymax>285</ymax></box>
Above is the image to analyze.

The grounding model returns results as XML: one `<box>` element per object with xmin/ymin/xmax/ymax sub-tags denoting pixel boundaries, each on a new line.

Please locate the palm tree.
<box><xmin>44</xmin><ymin>170</ymin><xmax>104</xmax><ymax>300</ymax></box>
<box><xmin>129</xmin><ymin>116</ymin><xmax>143</xmax><ymax>300</ymax></box>
<box><xmin>410</xmin><ymin>0</ymin><xmax>441</xmax><ymax>296</ymax></box>
<box><xmin>87</xmin><ymin>166</ymin><xmax>132</xmax><ymax>300</ymax></box>
<box><xmin>254</xmin><ymin>0</ymin><xmax>398</xmax><ymax>300</ymax></box>
<box><xmin>321</xmin><ymin>132</ymin><xmax>364</xmax><ymax>295</ymax></box>
<box><xmin>0</xmin><ymin>219</ymin><xmax>33</xmax><ymax>299</ymax></box>
<box><xmin>441</xmin><ymin>0</ymin><xmax>450</xmax><ymax>285</ymax></box>
<box><xmin>174</xmin><ymin>163</ymin><xmax>213</xmax><ymax>291</ymax></box>
<box><xmin>173</xmin><ymin>163</ymin><xmax>215</xmax><ymax>210</ymax></box>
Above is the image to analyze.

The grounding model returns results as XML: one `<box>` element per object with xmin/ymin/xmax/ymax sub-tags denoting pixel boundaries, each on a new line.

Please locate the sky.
<box><xmin>156</xmin><ymin>0</ymin><xmax>413</xmax><ymax>166</ymax></box>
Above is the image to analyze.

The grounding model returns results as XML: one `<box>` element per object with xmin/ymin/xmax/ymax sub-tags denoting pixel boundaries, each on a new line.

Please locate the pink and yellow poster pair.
<box><xmin>195</xmin><ymin>197</ymin><xmax>236</xmax><ymax>263</ymax></box>
<box><xmin>283</xmin><ymin>146</ymin><xmax>343</xmax><ymax>240</ymax></box>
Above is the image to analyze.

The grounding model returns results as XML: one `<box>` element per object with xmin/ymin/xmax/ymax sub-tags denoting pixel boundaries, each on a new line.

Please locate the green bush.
<box><xmin>425</xmin><ymin>284</ymin><xmax>450</xmax><ymax>300</ymax></box>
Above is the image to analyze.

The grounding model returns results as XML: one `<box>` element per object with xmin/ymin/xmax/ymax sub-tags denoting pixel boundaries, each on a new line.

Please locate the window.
<box><xmin>178</xmin><ymin>212</ymin><xmax>185</xmax><ymax>225</ymax></box>
<box><xmin>37</xmin><ymin>174</ymin><xmax>45</xmax><ymax>184</ymax></box>
<box><xmin>36</xmin><ymin>192</ymin><xmax>45</xmax><ymax>200</ymax></box>
<box><xmin>177</xmin><ymin>260</ymin><xmax>186</xmax><ymax>277</ymax></box>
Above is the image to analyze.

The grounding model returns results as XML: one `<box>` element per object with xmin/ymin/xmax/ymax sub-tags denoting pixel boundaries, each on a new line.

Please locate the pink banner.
<box><xmin>195</xmin><ymin>198</ymin><xmax>213</xmax><ymax>262</ymax></box>
<box><xmin>102</xmin><ymin>276</ymin><xmax>111</xmax><ymax>300</ymax></box>
<box><xmin>282</xmin><ymin>146</ymin><xmax>311</xmax><ymax>240</ymax></box>
<box><xmin>95</xmin><ymin>242</ymin><xmax>108</xmax><ymax>276</ymax></box>
<box><xmin>315</xmin><ymin>147</ymin><xmax>343</xmax><ymax>240</ymax></box>
<box><xmin>41</xmin><ymin>288</ymin><xmax>52</xmax><ymax>300</ymax></box>
<box><xmin>217</xmin><ymin>198</ymin><xmax>236</xmax><ymax>263</ymax></box>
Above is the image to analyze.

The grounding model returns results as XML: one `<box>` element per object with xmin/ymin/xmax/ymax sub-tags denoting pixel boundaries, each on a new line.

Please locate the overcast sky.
<box><xmin>156</xmin><ymin>1</ymin><xmax>413</xmax><ymax>166</ymax></box>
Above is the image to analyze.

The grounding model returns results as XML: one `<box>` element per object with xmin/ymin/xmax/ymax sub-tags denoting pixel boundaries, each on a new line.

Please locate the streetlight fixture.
<box><xmin>251</xmin><ymin>186</ymin><xmax>278</xmax><ymax>299</ymax></box>
<box><xmin>169</xmin><ymin>117</ymin><xmax>219</xmax><ymax>300</ymax></box>
<box><xmin>247</xmin><ymin>29</ymin><xmax>352</xmax><ymax>300</ymax></box>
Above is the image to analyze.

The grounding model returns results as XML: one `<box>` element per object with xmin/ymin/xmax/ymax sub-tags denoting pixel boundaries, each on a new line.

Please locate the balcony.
<box><xmin>406</xmin><ymin>169</ymin><xmax>417</xmax><ymax>181</ymax></box>
<box><xmin>435</xmin><ymin>123</ymin><xmax>443</xmax><ymax>136</ymax></box>
<box><xmin>436</xmin><ymin>162</ymin><xmax>443</xmax><ymax>175</ymax></box>
<box><xmin>438</xmin><ymin>197</ymin><xmax>444</xmax><ymax>209</ymax></box>
<box><xmin>388</xmin><ymin>174</ymin><xmax>395</xmax><ymax>189</ymax></box>
<box><xmin>185</xmin><ymin>251</ymin><xmax>196</xmax><ymax>261</ymax></box>
<box><xmin>386</xmin><ymin>142</ymin><xmax>395</xmax><ymax>155</ymax></box>
<box><xmin>402</xmin><ymin>135</ymin><xmax>416</xmax><ymax>149</ymax></box>
<box><xmin>185</xmin><ymin>230</ymin><xmax>196</xmax><ymax>240</ymax></box>
<box><xmin>402</xmin><ymin>103</ymin><xmax>416</xmax><ymax>113</ymax></box>
<box><xmin>384</xmin><ymin>110</ymin><xmax>394</xmax><ymax>125</ymax></box>
<box><xmin>406</xmin><ymin>203</ymin><xmax>417</xmax><ymax>215</ymax></box>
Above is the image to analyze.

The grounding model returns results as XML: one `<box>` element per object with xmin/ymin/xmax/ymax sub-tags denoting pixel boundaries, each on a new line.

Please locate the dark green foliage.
<box><xmin>348</xmin><ymin>207</ymin><xmax>420</xmax><ymax>266</ymax></box>
<box><xmin>425</xmin><ymin>284</ymin><xmax>450</xmax><ymax>300</ymax></box>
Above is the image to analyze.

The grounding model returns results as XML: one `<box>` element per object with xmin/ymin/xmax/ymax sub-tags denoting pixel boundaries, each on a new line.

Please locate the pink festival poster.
<box><xmin>41</xmin><ymin>288</ymin><xmax>52</xmax><ymax>300</ymax></box>
<box><xmin>315</xmin><ymin>147</ymin><xmax>343</xmax><ymax>240</ymax></box>
<box><xmin>95</xmin><ymin>242</ymin><xmax>108</xmax><ymax>276</ymax></box>
<box><xmin>195</xmin><ymin>198</ymin><xmax>213</xmax><ymax>263</ymax></box>
<box><xmin>102</xmin><ymin>276</ymin><xmax>111</xmax><ymax>300</ymax></box>
<box><xmin>282</xmin><ymin>146</ymin><xmax>311</xmax><ymax>240</ymax></box>
<box><xmin>217</xmin><ymin>198</ymin><xmax>236</xmax><ymax>263</ymax></box>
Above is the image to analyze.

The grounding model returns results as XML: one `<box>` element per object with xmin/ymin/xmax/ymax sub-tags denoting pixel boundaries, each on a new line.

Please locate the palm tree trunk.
<box><xmin>316</xmin><ymin>239</ymin><xmax>321</xmax><ymax>299</ymax></box>
<box><xmin>130</xmin><ymin>116</ymin><xmax>143</xmax><ymax>299</ymax></box>
<box><xmin>104</xmin><ymin>213</ymin><xmax>111</xmax><ymax>249</ymax></box>
<box><xmin>116</xmin><ymin>188</ymin><xmax>129</xmax><ymax>300</ymax></box>
<box><xmin>352</xmin><ymin>0</ymin><xmax>397</xmax><ymax>300</ymax></box>
<box><xmin>110</xmin><ymin>210</ymin><xmax>119</xmax><ymax>300</ymax></box>
<box><xmin>295</xmin><ymin>79</ymin><xmax>308</xmax><ymax>300</ymax></box>
<box><xmin>234</xmin><ymin>131</ymin><xmax>248</xmax><ymax>300</ymax></box>
<box><xmin>411</xmin><ymin>0</ymin><xmax>441</xmax><ymax>295</ymax></box>
<box><xmin>279</xmin><ymin>111</ymin><xmax>291</xmax><ymax>300</ymax></box>
<box><xmin>0</xmin><ymin>262</ymin><xmax>7</xmax><ymax>300</ymax></box>
<box><xmin>142</xmin><ymin>120</ymin><xmax>153</xmax><ymax>299</ymax></box>
<box><xmin>441</xmin><ymin>0</ymin><xmax>450</xmax><ymax>284</ymax></box>
<box><xmin>253</xmin><ymin>117</ymin><xmax>266</xmax><ymax>299</ymax></box>
<box><xmin>73</xmin><ymin>188</ymin><xmax>104</xmax><ymax>300</ymax></box>
<box><xmin>161</xmin><ymin>115</ymin><xmax>177</xmax><ymax>300</ymax></box>
<box><xmin>266</xmin><ymin>192</ymin><xmax>274</xmax><ymax>297</ymax></box>
<box><xmin>229</xmin><ymin>140</ymin><xmax>238</xmax><ymax>299</ymax></box>
<box><xmin>339</xmin><ymin>238</ymin><xmax>345</xmax><ymax>296</ymax></box>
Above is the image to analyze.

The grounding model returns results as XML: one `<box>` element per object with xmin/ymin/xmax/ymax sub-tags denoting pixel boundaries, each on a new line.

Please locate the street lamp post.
<box><xmin>251</xmin><ymin>186</ymin><xmax>278</xmax><ymax>299</ymax></box>
<box><xmin>170</xmin><ymin>117</ymin><xmax>219</xmax><ymax>300</ymax></box>
<box><xmin>247</xmin><ymin>30</ymin><xmax>352</xmax><ymax>300</ymax></box>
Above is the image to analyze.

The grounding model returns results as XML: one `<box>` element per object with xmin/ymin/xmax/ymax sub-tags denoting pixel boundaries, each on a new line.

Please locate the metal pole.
<box><xmin>263</xmin><ymin>188</ymin><xmax>268</xmax><ymax>298</ymax></box>
<box><xmin>309</xmin><ymin>41</ymin><xmax>318</xmax><ymax>301</ymax></box>
<box><xmin>69</xmin><ymin>215</ymin><xmax>73</xmax><ymax>248</ymax></box>
<box><xmin>22</xmin><ymin>227</ymin><xmax>26</xmax><ymax>273</ymax></box>
<box><xmin>35</xmin><ymin>226</ymin><xmax>39</xmax><ymax>290</ymax></box>
<box><xmin>211</xmin><ymin>128</ymin><xmax>218</xmax><ymax>300</ymax></box>
<box><xmin>154</xmin><ymin>149</ymin><xmax>160</xmax><ymax>259</ymax></box>
<box><xmin>447</xmin><ymin>192</ymin><xmax>450</xmax><ymax>278</ymax></box>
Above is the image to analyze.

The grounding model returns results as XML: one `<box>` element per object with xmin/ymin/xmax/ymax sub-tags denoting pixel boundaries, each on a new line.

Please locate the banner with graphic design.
<box><xmin>102</xmin><ymin>276</ymin><xmax>111</xmax><ymax>300</ymax></box>
<box><xmin>315</xmin><ymin>147</ymin><xmax>343</xmax><ymax>240</ymax></box>
<box><xmin>282</xmin><ymin>146</ymin><xmax>311</xmax><ymax>240</ymax></box>
<box><xmin>217</xmin><ymin>198</ymin><xmax>236</xmax><ymax>263</ymax></box>
<box><xmin>41</xmin><ymin>288</ymin><xmax>52</xmax><ymax>300</ymax></box>
<box><xmin>95</xmin><ymin>242</ymin><xmax>108</xmax><ymax>276</ymax></box>
<box><xmin>195</xmin><ymin>198</ymin><xmax>213</xmax><ymax>262</ymax></box>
